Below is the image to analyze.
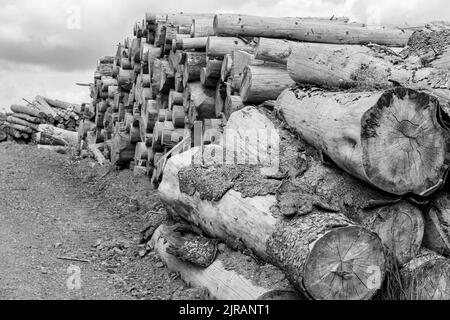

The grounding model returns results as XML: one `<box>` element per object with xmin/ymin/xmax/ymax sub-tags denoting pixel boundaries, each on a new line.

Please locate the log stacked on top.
<box><xmin>77</xmin><ymin>12</ymin><xmax>450</xmax><ymax>300</ymax></box>
<box><xmin>0</xmin><ymin>97</ymin><xmax>81</xmax><ymax>146</ymax></box>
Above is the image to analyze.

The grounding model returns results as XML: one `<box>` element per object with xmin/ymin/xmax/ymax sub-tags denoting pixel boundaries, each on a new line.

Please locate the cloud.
<box><xmin>1</xmin><ymin>0</ymin><xmax>450</xmax><ymax>112</ymax></box>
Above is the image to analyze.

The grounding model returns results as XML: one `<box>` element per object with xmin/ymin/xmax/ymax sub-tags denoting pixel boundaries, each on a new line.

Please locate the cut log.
<box><xmin>151</xmin><ymin>224</ymin><xmax>303</xmax><ymax>300</ymax></box>
<box><xmin>191</xmin><ymin>18</ymin><xmax>215</xmax><ymax>38</ymax></box>
<box><xmin>182</xmin><ymin>52</ymin><xmax>207</xmax><ymax>87</ymax></box>
<box><xmin>184</xmin><ymin>82</ymin><xmax>216</xmax><ymax>121</ymax></box>
<box><xmin>213</xmin><ymin>14</ymin><xmax>412</xmax><ymax>47</ymax></box>
<box><xmin>159</xmin><ymin>107</ymin><xmax>390</xmax><ymax>300</ymax></box>
<box><xmin>38</xmin><ymin>124</ymin><xmax>79</xmax><ymax>146</ymax></box>
<box><xmin>134</xmin><ymin>141</ymin><xmax>149</xmax><ymax>162</ymax></box>
<box><xmin>240</xmin><ymin>65</ymin><xmax>295</xmax><ymax>103</ymax></box>
<box><xmin>206</xmin><ymin>37</ymin><xmax>254</xmax><ymax>57</ymax></box>
<box><xmin>214</xmin><ymin>81</ymin><xmax>227</xmax><ymax>116</ymax></box>
<box><xmin>231</xmin><ymin>50</ymin><xmax>262</xmax><ymax>91</ymax></box>
<box><xmin>169</xmin><ymin>91</ymin><xmax>184</xmax><ymax>109</ymax></box>
<box><xmin>401</xmin><ymin>249</ymin><xmax>450</xmax><ymax>300</ymax></box>
<box><xmin>172</xmin><ymin>105</ymin><xmax>186</xmax><ymax>128</ymax></box>
<box><xmin>159</xmin><ymin>61</ymin><xmax>175</xmax><ymax>93</ymax></box>
<box><xmin>254</xmin><ymin>37</ymin><xmax>295</xmax><ymax>64</ymax></box>
<box><xmin>224</xmin><ymin>95</ymin><xmax>245</xmax><ymax>119</ymax></box>
<box><xmin>88</xmin><ymin>143</ymin><xmax>109</xmax><ymax>166</ymax></box>
<box><xmin>118</xmin><ymin>69</ymin><xmax>134</xmax><ymax>91</ymax></box>
<box><xmin>200</xmin><ymin>68</ymin><xmax>218</xmax><ymax>88</ymax></box>
<box><xmin>3</xmin><ymin>122</ymin><xmax>33</xmax><ymax>134</ymax></box>
<box><xmin>179</xmin><ymin>37</ymin><xmax>209</xmax><ymax>51</ymax></box>
<box><xmin>166</xmin><ymin>13</ymin><xmax>215</xmax><ymax>26</ymax></box>
<box><xmin>6</xmin><ymin>116</ymin><xmax>38</xmax><ymax>131</ymax></box>
<box><xmin>286</xmin><ymin>42</ymin><xmax>450</xmax><ymax>105</ymax></box>
<box><xmin>10</xmin><ymin>104</ymin><xmax>42</xmax><ymax>118</ymax></box>
<box><xmin>277</xmin><ymin>87</ymin><xmax>450</xmax><ymax>197</ymax></box>
<box><xmin>423</xmin><ymin>190</ymin><xmax>450</xmax><ymax>256</ymax></box>
<box><xmin>111</xmin><ymin>131</ymin><xmax>136</xmax><ymax>167</ymax></box>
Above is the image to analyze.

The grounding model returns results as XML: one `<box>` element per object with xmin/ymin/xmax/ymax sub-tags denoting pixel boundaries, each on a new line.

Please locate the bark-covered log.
<box><xmin>286</xmin><ymin>42</ymin><xmax>450</xmax><ymax>105</ymax></box>
<box><xmin>277</xmin><ymin>87</ymin><xmax>450</xmax><ymax>197</ymax></box>
<box><xmin>166</xmin><ymin>13</ymin><xmax>215</xmax><ymax>26</ymax></box>
<box><xmin>206</xmin><ymin>37</ymin><xmax>254</xmax><ymax>57</ymax></box>
<box><xmin>423</xmin><ymin>190</ymin><xmax>450</xmax><ymax>256</ymax></box>
<box><xmin>401</xmin><ymin>249</ymin><xmax>450</xmax><ymax>300</ymax></box>
<box><xmin>151</xmin><ymin>224</ymin><xmax>303</xmax><ymax>300</ymax></box>
<box><xmin>240</xmin><ymin>65</ymin><xmax>295</xmax><ymax>103</ymax></box>
<box><xmin>213</xmin><ymin>14</ymin><xmax>412</xmax><ymax>47</ymax></box>
<box><xmin>159</xmin><ymin>107</ymin><xmax>392</xmax><ymax>300</ymax></box>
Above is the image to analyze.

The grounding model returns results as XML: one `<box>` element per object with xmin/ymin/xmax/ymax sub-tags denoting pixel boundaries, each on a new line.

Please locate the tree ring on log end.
<box><xmin>304</xmin><ymin>226</ymin><xmax>385</xmax><ymax>300</ymax></box>
<box><xmin>361</xmin><ymin>87</ymin><xmax>450</xmax><ymax>196</ymax></box>
<box><xmin>368</xmin><ymin>202</ymin><xmax>424</xmax><ymax>265</ymax></box>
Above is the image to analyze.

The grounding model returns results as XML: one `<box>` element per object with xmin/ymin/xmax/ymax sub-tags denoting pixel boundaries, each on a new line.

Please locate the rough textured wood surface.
<box><xmin>277</xmin><ymin>87</ymin><xmax>450</xmax><ymax>196</ymax></box>
<box><xmin>424</xmin><ymin>190</ymin><xmax>450</xmax><ymax>256</ymax></box>
<box><xmin>401</xmin><ymin>249</ymin><xmax>450</xmax><ymax>300</ymax></box>
<box><xmin>151</xmin><ymin>224</ymin><xmax>302</xmax><ymax>300</ymax></box>
<box><xmin>214</xmin><ymin>14</ymin><xmax>412</xmax><ymax>46</ymax></box>
<box><xmin>206</xmin><ymin>37</ymin><xmax>254</xmax><ymax>57</ymax></box>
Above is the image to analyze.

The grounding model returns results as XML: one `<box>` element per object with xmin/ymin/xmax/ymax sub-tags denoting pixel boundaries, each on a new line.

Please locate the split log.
<box><xmin>206</xmin><ymin>37</ymin><xmax>254</xmax><ymax>57</ymax></box>
<box><xmin>151</xmin><ymin>224</ymin><xmax>303</xmax><ymax>300</ymax></box>
<box><xmin>213</xmin><ymin>14</ymin><xmax>412</xmax><ymax>47</ymax></box>
<box><xmin>179</xmin><ymin>37</ymin><xmax>209</xmax><ymax>51</ymax></box>
<box><xmin>423</xmin><ymin>190</ymin><xmax>450</xmax><ymax>256</ymax></box>
<box><xmin>159</xmin><ymin>107</ymin><xmax>394</xmax><ymax>300</ymax></box>
<box><xmin>182</xmin><ymin>52</ymin><xmax>207</xmax><ymax>87</ymax></box>
<box><xmin>277</xmin><ymin>87</ymin><xmax>450</xmax><ymax>197</ymax></box>
<box><xmin>184</xmin><ymin>82</ymin><xmax>216</xmax><ymax>121</ymax></box>
<box><xmin>401</xmin><ymin>249</ymin><xmax>450</xmax><ymax>300</ymax></box>
<box><xmin>159</xmin><ymin>61</ymin><xmax>175</xmax><ymax>93</ymax></box>
<box><xmin>231</xmin><ymin>50</ymin><xmax>262</xmax><ymax>91</ymax></box>
<box><xmin>240</xmin><ymin>65</ymin><xmax>295</xmax><ymax>103</ymax></box>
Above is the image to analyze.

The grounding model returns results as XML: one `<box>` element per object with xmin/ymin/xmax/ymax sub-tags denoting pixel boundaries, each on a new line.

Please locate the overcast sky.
<box><xmin>1</xmin><ymin>0</ymin><xmax>450</xmax><ymax>112</ymax></box>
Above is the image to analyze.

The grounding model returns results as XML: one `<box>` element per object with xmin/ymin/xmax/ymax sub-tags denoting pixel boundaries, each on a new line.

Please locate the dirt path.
<box><xmin>0</xmin><ymin>142</ymin><xmax>202</xmax><ymax>300</ymax></box>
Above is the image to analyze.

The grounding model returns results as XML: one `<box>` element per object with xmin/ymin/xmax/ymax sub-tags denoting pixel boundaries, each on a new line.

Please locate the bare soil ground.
<box><xmin>0</xmin><ymin>142</ymin><xmax>205</xmax><ymax>300</ymax></box>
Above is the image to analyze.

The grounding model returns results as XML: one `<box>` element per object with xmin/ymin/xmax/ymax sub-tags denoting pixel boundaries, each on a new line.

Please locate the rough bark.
<box><xmin>276</xmin><ymin>87</ymin><xmax>450</xmax><ymax>197</ymax></box>
<box><xmin>159</xmin><ymin>107</ymin><xmax>391</xmax><ymax>300</ymax></box>
<box><xmin>423</xmin><ymin>190</ymin><xmax>450</xmax><ymax>256</ymax></box>
<box><xmin>151</xmin><ymin>224</ymin><xmax>303</xmax><ymax>300</ymax></box>
<box><xmin>401</xmin><ymin>249</ymin><xmax>450</xmax><ymax>300</ymax></box>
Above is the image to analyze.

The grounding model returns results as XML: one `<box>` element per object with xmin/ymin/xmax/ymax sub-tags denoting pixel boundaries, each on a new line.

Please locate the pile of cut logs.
<box><xmin>0</xmin><ymin>96</ymin><xmax>81</xmax><ymax>147</ymax></box>
<box><xmin>78</xmin><ymin>12</ymin><xmax>450</xmax><ymax>300</ymax></box>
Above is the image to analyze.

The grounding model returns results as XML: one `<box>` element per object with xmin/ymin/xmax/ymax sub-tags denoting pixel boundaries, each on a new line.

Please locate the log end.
<box><xmin>303</xmin><ymin>225</ymin><xmax>385</xmax><ymax>300</ymax></box>
<box><xmin>361</xmin><ymin>88</ymin><xmax>450</xmax><ymax>196</ymax></box>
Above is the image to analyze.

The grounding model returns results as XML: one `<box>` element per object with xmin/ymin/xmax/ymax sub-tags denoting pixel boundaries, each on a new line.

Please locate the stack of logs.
<box><xmin>79</xmin><ymin>12</ymin><xmax>450</xmax><ymax>300</ymax></box>
<box><xmin>0</xmin><ymin>97</ymin><xmax>81</xmax><ymax>147</ymax></box>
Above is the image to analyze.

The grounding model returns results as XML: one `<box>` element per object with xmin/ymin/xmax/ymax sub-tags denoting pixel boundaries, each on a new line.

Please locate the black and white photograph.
<box><xmin>1</xmin><ymin>0</ymin><xmax>450</xmax><ymax>308</ymax></box>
